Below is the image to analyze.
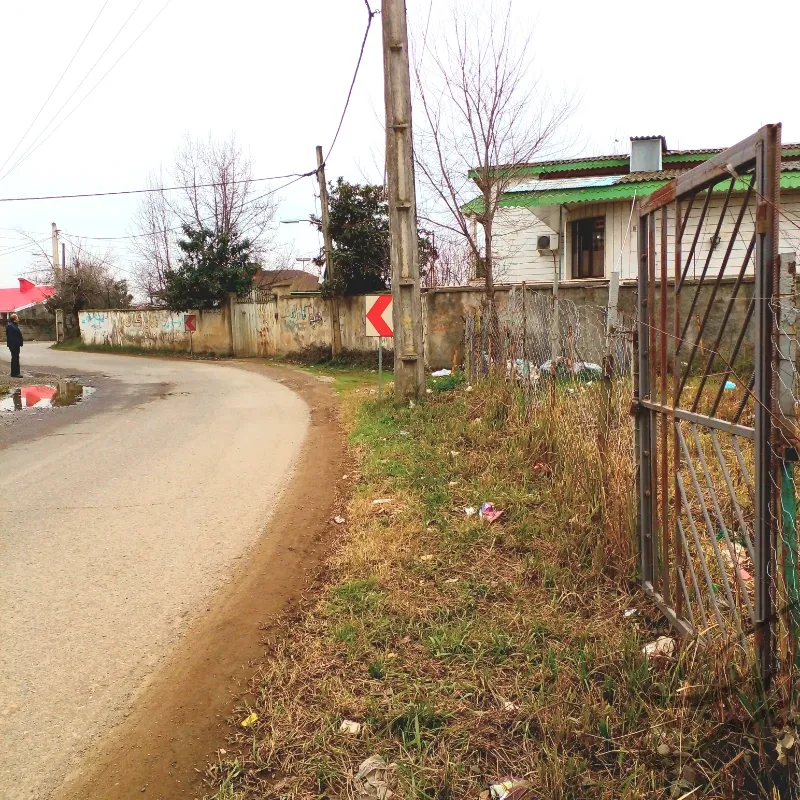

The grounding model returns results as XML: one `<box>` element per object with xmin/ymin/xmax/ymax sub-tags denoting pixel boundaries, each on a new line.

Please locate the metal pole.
<box><xmin>316</xmin><ymin>145</ymin><xmax>342</xmax><ymax>357</ymax></box>
<box><xmin>382</xmin><ymin>0</ymin><xmax>425</xmax><ymax>402</ymax></box>
<box><xmin>378</xmin><ymin>339</ymin><xmax>383</xmax><ymax>401</ymax></box>
<box><xmin>754</xmin><ymin>124</ymin><xmax>780</xmax><ymax>684</ymax></box>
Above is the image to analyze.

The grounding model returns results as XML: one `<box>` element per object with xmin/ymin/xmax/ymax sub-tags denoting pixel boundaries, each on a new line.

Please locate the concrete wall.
<box><xmin>79</xmin><ymin>308</ymin><xmax>232</xmax><ymax>354</ymax></box>
<box><xmin>2</xmin><ymin>304</ymin><xmax>55</xmax><ymax>341</ymax></box>
<box><xmin>78</xmin><ymin>278</ymin><xmax>761</xmax><ymax>370</ymax></box>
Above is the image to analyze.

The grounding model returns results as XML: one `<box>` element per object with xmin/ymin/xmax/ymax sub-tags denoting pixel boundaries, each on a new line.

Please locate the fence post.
<box><xmin>599</xmin><ymin>271</ymin><xmax>620</xmax><ymax>453</ymax></box>
<box><xmin>777</xmin><ymin>251</ymin><xmax>799</xmax><ymax>664</ymax></box>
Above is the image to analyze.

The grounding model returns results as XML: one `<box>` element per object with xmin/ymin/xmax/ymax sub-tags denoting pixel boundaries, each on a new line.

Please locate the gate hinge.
<box><xmin>756</xmin><ymin>202</ymin><xmax>769</xmax><ymax>234</ymax></box>
<box><xmin>629</xmin><ymin>398</ymin><xmax>641</xmax><ymax>418</ymax></box>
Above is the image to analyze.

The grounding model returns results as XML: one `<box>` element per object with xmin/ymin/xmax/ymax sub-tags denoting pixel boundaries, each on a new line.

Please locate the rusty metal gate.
<box><xmin>635</xmin><ymin>125</ymin><xmax>797</xmax><ymax>682</ymax></box>
<box><xmin>231</xmin><ymin>288</ymin><xmax>277</xmax><ymax>357</ymax></box>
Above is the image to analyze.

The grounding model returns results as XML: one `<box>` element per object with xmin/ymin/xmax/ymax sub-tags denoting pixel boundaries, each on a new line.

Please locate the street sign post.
<box><xmin>185</xmin><ymin>314</ymin><xmax>196</xmax><ymax>355</ymax></box>
<box><xmin>365</xmin><ymin>295</ymin><xmax>393</xmax><ymax>400</ymax></box>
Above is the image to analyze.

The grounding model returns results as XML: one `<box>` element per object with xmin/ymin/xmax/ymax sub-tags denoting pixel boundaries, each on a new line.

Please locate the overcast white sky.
<box><xmin>0</xmin><ymin>0</ymin><xmax>797</xmax><ymax>287</ymax></box>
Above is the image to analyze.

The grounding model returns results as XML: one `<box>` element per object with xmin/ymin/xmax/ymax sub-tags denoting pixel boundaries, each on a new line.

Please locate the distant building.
<box><xmin>253</xmin><ymin>268</ymin><xmax>319</xmax><ymax>296</ymax></box>
<box><xmin>0</xmin><ymin>278</ymin><xmax>56</xmax><ymax>339</ymax></box>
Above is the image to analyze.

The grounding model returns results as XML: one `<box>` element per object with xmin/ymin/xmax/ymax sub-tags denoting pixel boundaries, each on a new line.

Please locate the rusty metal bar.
<box><xmin>710</xmin><ymin>429</ymin><xmax>756</xmax><ymax>565</ymax></box>
<box><xmin>648</xmin><ymin>211</ymin><xmax>660</xmax><ymax>592</ymax></box>
<box><xmin>675</xmin><ymin>197</ymin><xmax>684</xmax><ymax>617</ymax></box>
<box><xmin>677</xmin><ymin>470</ymin><xmax>727</xmax><ymax>634</ymax></box>
<box><xmin>681</xmin><ymin>179</ymin><xmax>756</xmax><ymax>409</ymax></box>
<box><xmin>678</xmin><ymin>188</ymin><xmax>714</xmax><ymax>292</ymax></box>
<box><xmin>733</xmin><ymin>371</ymin><xmax>756</xmax><ymax>425</ymax></box>
<box><xmin>660</xmin><ymin>206</ymin><xmax>670</xmax><ymax>602</ymax></box>
<box><xmin>691</xmin><ymin>233</ymin><xmax>757</xmax><ymax>413</ymax></box>
<box><xmin>637</xmin><ymin>211</ymin><xmax>654</xmax><ymax>585</ymax></box>
<box><xmin>679</xmin><ymin>517</ymin><xmax>710</xmax><ymax>631</ymax></box>
<box><xmin>709</xmin><ymin>297</ymin><xmax>755</xmax><ymax>418</ymax></box>
<box><xmin>690</xmin><ymin>423</ymin><xmax>755</xmax><ymax>623</ymax></box>
<box><xmin>640</xmin><ymin>400</ymin><xmax>755</xmax><ymax>440</ymax></box>
<box><xmin>754</xmin><ymin>124</ymin><xmax>781</xmax><ymax>683</ymax></box>
<box><xmin>677</xmin><ymin>177</ymin><xmax>737</xmax><ymax>363</ymax></box>
<box><xmin>677</xmin><ymin>424</ymin><xmax>747</xmax><ymax>644</ymax></box>
<box><xmin>640</xmin><ymin>128</ymin><xmax>764</xmax><ymax>215</ymax></box>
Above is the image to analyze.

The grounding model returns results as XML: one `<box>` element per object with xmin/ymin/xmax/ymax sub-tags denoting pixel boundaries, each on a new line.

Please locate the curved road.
<box><xmin>0</xmin><ymin>344</ymin><xmax>309</xmax><ymax>800</ymax></box>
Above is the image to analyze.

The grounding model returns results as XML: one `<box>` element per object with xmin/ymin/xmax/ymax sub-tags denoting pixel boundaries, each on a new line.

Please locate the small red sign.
<box><xmin>184</xmin><ymin>314</ymin><xmax>197</xmax><ymax>332</ymax></box>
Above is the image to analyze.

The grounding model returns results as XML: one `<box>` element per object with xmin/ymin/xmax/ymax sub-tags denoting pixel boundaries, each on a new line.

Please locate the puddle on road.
<box><xmin>0</xmin><ymin>381</ymin><xmax>96</xmax><ymax>413</ymax></box>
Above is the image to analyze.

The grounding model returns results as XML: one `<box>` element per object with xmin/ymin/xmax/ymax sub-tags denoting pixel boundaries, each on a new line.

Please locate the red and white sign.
<box><xmin>184</xmin><ymin>314</ymin><xmax>197</xmax><ymax>332</ymax></box>
<box><xmin>365</xmin><ymin>295</ymin><xmax>393</xmax><ymax>338</ymax></box>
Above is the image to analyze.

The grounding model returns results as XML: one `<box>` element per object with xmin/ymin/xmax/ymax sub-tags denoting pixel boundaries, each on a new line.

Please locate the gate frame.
<box><xmin>634</xmin><ymin>124</ymin><xmax>783</xmax><ymax>681</ymax></box>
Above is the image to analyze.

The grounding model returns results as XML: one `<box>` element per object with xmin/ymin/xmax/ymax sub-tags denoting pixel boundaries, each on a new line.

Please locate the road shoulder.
<box><xmin>52</xmin><ymin>362</ymin><xmax>349</xmax><ymax>800</ymax></box>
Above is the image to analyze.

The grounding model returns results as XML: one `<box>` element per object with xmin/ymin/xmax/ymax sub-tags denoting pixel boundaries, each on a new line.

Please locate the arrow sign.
<box><xmin>365</xmin><ymin>295</ymin><xmax>393</xmax><ymax>337</ymax></box>
<box><xmin>184</xmin><ymin>314</ymin><xmax>197</xmax><ymax>333</ymax></box>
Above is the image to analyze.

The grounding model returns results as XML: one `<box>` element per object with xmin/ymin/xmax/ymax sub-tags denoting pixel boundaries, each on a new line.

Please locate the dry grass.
<box><xmin>206</xmin><ymin>377</ymin><xmax>798</xmax><ymax>800</ymax></box>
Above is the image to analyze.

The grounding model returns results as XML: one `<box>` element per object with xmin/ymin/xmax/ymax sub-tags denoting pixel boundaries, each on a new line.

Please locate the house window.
<box><xmin>572</xmin><ymin>216</ymin><xmax>605</xmax><ymax>278</ymax></box>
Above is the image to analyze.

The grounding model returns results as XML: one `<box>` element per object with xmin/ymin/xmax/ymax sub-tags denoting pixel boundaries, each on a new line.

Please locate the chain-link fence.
<box><xmin>464</xmin><ymin>287</ymin><xmax>638</xmax><ymax>573</ymax></box>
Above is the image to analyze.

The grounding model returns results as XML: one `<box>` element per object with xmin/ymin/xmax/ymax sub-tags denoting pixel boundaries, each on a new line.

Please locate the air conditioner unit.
<box><xmin>537</xmin><ymin>234</ymin><xmax>559</xmax><ymax>253</ymax></box>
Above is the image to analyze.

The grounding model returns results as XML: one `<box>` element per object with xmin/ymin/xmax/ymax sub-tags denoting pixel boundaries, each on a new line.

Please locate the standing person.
<box><xmin>6</xmin><ymin>313</ymin><xmax>23</xmax><ymax>377</ymax></box>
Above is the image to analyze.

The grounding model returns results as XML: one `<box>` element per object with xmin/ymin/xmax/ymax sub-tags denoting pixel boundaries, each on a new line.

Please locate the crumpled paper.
<box><xmin>353</xmin><ymin>755</ymin><xmax>396</xmax><ymax>800</ymax></box>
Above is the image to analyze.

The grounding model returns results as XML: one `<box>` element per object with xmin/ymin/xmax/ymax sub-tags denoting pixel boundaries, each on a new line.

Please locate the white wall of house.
<box><xmin>490</xmin><ymin>191</ymin><xmax>800</xmax><ymax>284</ymax></box>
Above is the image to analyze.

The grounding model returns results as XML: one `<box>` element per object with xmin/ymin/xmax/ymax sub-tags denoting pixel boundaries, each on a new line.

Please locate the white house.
<box><xmin>467</xmin><ymin>135</ymin><xmax>800</xmax><ymax>285</ymax></box>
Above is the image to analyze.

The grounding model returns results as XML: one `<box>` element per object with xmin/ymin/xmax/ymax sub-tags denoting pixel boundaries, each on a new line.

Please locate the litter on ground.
<box><xmin>642</xmin><ymin>636</ymin><xmax>676</xmax><ymax>660</ymax></box>
<box><xmin>353</xmin><ymin>755</ymin><xmax>395</xmax><ymax>800</ymax></box>
<box><xmin>431</xmin><ymin>369</ymin><xmax>452</xmax><ymax>377</ymax></box>
<box><xmin>240</xmin><ymin>712</ymin><xmax>258</xmax><ymax>728</ymax></box>
<box><xmin>339</xmin><ymin>719</ymin><xmax>362</xmax><ymax>735</ymax></box>
<box><xmin>333</xmin><ymin>516</ymin><xmax>346</xmax><ymax>525</ymax></box>
<box><xmin>479</xmin><ymin>502</ymin><xmax>505</xmax><ymax>523</ymax></box>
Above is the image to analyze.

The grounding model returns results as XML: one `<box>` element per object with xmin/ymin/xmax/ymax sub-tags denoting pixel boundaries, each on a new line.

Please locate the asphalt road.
<box><xmin>0</xmin><ymin>344</ymin><xmax>309</xmax><ymax>800</ymax></box>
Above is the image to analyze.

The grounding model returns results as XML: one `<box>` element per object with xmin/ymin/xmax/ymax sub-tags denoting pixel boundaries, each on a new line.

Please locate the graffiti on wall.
<box><xmin>283</xmin><ymin>304</ymin><xmax>324</xmax><ymax>331</ymax></box>
<box><xmin>79</xmin><ymin>309</ymin><xmax>188</xmax><ymax>348</ymax></box>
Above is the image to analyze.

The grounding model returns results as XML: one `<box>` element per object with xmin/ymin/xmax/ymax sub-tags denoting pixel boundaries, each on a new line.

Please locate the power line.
<box><xmin>325</xmin><ymin>0</ymin><xmax>379</xmax><ymax>162</ymax></box>
<box><xmin>62</xmin><ymin>172</ymin><xmax>311</xmax><ymax>241</ymax></box>
<box><xmin>0</xmin><ymin>169</ymin><xmax>317</xmax><ymax>203</ymax></box>
<box><xmin>0</xmin><ymin>0</ymin><xmax>111</xmax><ymax>176</ymax></box>
<box><xmin>1</xmin><ymin>0</ymin><xmax>173</xmax><ymax>183</ymax></box>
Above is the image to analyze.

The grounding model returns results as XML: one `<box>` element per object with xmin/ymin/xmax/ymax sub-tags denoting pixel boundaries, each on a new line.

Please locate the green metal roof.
<box><xmin>463</xmin><ymin>171</ymin><xmax>800</xmax><ymax>213</ymax></box>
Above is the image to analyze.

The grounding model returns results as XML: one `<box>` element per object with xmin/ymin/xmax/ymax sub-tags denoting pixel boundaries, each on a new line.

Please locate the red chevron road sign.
<box><xmin>365</xmin><ymin>295</ymin><xmax>393</xmax><ymax>337</ymax></box>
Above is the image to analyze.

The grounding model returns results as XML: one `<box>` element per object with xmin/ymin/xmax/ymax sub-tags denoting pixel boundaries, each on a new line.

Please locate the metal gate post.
<box><xmin>637</xmin><ymin>212</ymin><xmax>654</xmax><ymax>586</ymax></box>
<box><xmin>754</xmin><ymin>124</ymin><xmax>781</xmax><ymax>683</ymax></box>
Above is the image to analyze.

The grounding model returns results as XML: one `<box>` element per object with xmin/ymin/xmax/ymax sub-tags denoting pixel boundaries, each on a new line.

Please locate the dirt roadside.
<box><xmin>52</xmin><ymin>362</ymin><xmax>348</xmax><ymax>800</ymax></box>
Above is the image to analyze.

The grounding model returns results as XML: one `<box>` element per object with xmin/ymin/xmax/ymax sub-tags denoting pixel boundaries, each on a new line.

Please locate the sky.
<box><xmin>0</xmin><ymin>0</ymin><xmax>798</xmax><ymax>289</ymax></box>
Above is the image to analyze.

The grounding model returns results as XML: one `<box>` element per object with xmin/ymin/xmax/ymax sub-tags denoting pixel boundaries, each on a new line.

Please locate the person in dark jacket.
<box><xmin>6</xmin><ymin>313</ymin><xmax>23</xmax><ymax>377</ymax></box>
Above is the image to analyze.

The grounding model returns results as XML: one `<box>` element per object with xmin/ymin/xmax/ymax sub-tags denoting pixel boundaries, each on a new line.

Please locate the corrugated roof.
<box><xmin>0</xmin><ymin>278</ymin><xmax>54</xmax><ymax>313</ymax></box>
<box><xmin>617</xmin><ymin>169</ymin><xmax>686</xmax><ymax>183</ymax></box>
<box><xmin>463</xmin><ymin>170</ymin><xmax>800</xmax><ymax>213</ymax></box>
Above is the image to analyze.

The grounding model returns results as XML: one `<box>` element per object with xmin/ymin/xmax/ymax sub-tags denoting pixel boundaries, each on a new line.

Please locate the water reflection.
<box><xmin>0</xmin><ymin>381</ymin><xmax>96</xmax><ymax>412</ymax></box>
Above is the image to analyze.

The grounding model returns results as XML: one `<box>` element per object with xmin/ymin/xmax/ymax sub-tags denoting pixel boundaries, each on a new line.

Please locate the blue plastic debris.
<box><xmin>724</xmin><ymin>381</ymin><xmax>736</xmax><ymax>390</ymax></box>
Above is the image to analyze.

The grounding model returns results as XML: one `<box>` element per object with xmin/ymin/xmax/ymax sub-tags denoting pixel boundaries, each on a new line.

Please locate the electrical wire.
<box><xmin>62</xmin><ymin>171</ymin><xmax>311</xmax><ymax>241</ymax></box>
<box><xmin>0</xmin><ymin>169</ymin><xmax>318</xmax><ymax>203</ymax></box>
<box><xmin>1</xmin><ymin>0</ymin><xmax>173</xmax><ymax>183</ymax></box>
<box><xmin>0</xmin><ymin>0</ymin><xmax>111</xmax><ymax>176</ymax></box>
<box><xmin>325</xmin><ymin>0</ymin><xmax>378</xmax><ymax>162</ymax></box>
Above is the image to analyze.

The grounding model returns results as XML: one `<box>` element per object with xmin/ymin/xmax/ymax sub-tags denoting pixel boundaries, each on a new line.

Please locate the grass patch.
<box><xmin>206</xmin><ymin>377</ymin><xmax>794</xmax><ymax>799</ymax></box>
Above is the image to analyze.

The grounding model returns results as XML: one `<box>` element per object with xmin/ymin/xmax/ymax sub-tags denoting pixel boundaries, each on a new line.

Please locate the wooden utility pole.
<box><xmin>382</xmin><ymin>0</ymin><xmax>425</xmax><ymax>401</ymax></box>
<box><xmin>316</xmin><ymin>145</ymin><xmax>342</xmax><ymax>356</ymax></box>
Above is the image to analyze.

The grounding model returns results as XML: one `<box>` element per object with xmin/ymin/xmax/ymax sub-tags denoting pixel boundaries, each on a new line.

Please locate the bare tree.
<box><xmin>129</xmin><ymin>134</ymin><xmax>279</xmax><ymax>303</ymax></box>
<box><xmin>421</xmin><ymin>233</ymin><xmax>472</xmax><ymax>288</ymax></box>
<box><xmin>129</xmin><ymin>169</ymin><xmax>173</xmax><ymax>304</ymax></box>
<box><xmin>26</xmin><ymin>239</ymin><xmax>130</xmax><ymax>325</ymax></box>
<box><xmin>413</xmin><ymin>0</ymin><xmax>574</xmax><ymax>303</ymax></box>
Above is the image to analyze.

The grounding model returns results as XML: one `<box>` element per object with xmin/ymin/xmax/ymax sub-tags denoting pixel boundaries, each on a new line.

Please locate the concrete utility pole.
<box><xmin>382</xmin><ymin>0</ymin><xmax>425</xmax><ymax>402</ymax></box>
<box><xmin>316</xmin><ymin>145</ymin><xmax>342</xmax><ymax>356</ymax></box>
<box><xmin>51</xmin><ymin>222</ymin><xmax>62</xmax><ymax>277</ymax></box>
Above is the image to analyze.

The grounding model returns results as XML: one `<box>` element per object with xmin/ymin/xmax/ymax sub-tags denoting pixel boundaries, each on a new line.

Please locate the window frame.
<box><xmin>571</xmin><ymin>215</ymin><xmax>606</xmax><ymax>279</ymax></box>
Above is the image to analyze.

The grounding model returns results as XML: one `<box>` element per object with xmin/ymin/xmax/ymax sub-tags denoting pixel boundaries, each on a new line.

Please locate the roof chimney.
<box><xmin>630</xmin><ymin>135</ymin><xmax>666</xmax><ymax>173</ymax></box>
